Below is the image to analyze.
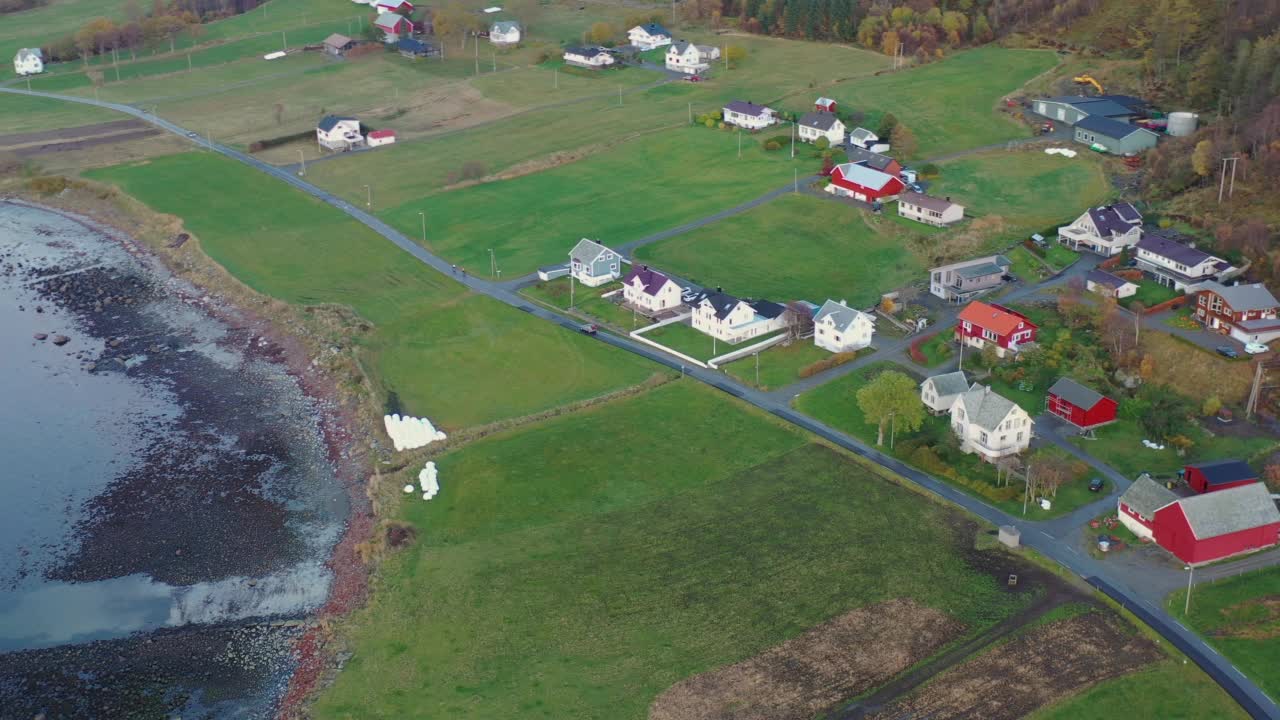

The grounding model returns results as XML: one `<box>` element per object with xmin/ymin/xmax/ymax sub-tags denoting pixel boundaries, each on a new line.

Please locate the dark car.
<box><xmin>1216</xmin><ymin>345</ymin><xmax>1239</xmax><ymax>359</ymax></box>
<box><xmin>579</xmin><ymin>323</ymin><xmax>598</xmax><ymax>335</ymax></box>
<box><xmin>1089</xmin><ymin>477</ymin><xmax>1105</xmax><ymax>492</ymax></box>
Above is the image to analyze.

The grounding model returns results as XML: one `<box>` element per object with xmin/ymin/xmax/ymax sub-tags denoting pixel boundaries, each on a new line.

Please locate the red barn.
<box><xmin>815</xmin><ymin>96</ymin><xmax>838</xmax><ymax>113</ymax></box>
<box><xmin>1152</xmin><ymin>483</ymin><xmax>1280</xmax><ymax>565</ymax></box>
<box><xmin>1184</xmin><ymin>459</ymin><xmax>1258</xmax><ymax>494</ymax></box>
<box><xmin>376</xmin><ymin>0</ymin><xmax>414</xmax><ymax>12</ymax></box>
<box><xmin>1046</xmin><ymin>377</ymin><xmax>1117</xmax><ymax>430</ymax></box>
<box><xmin>955</xmin><ymin>301</ymin><xmax>1037</xmax><ymax>358</ymax></box>
<box><xmin>825</xmin><ymin>162</ymin><xmax>904</xmax><ymax>203</ymax></box>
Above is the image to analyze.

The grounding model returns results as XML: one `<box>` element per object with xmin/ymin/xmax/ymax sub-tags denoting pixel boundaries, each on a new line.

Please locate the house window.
<box><xmin>962</xmin><ymin>321</ymin><xmax>972</xmax><ymax>331</ymax></box>
<box><xmin>983</xmin><ymin>329</ymin><xmax>998</xmax><ymax>341</ymax></box>
<box><xmin>1016</xmin><ymin>432</ymin><xmax>1023</xmax><ymax>441</ymax></box>
<box><xmin>980</xmin><ymin>431</ymin><xmax>988</xmax><ymax>444</ymax></box>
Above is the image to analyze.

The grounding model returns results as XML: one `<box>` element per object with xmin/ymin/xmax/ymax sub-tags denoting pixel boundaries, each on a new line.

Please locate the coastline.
<box><xmin>1</xmin><ymin>185</ymin><xmax>378</xmax><ymax>717</ymax></box>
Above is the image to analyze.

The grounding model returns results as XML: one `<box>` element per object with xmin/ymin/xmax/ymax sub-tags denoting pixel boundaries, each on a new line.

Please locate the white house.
<box><xmin>1058</xmin><ymin>203</ymin><xmax>1143</xmax><ymax>256</ymax></box>
<box><xmin>690</xmin><ymin>291</ymin><xmax>788</xmax><ymax>344</ymax></box>
<box><xmin>1135</xmin><ymin>233</ymin><xmax>1234</xmax><ymax>291</ymax></box>
<box><xmin>797</xmin><ymin>112</ymin><xmax>846</xmax><ymax>147</ymax></box>
<box><xmin>812</xmin><ymin>299</ymin><xmax>874</xmax><ymax>353</ymax></box>
<box><xmin>948</xmin><ymin>385</ymin><xmax>1033</xmax><ymax>461</ymax></box>
<box><xmin>622</xmin><ymin>265</ymin><xmax>682</xmax><ymax>314</ymax></box>
<box><xmin>722</xmin><ymin>101</ymin><xmax>777</xmax><ymax>130</ymax></box>
<box><xmin>921</xmin><ymin>370</ymin><xmax>971</xmax><ymax>414</ymax></box>
<box><xmin>848</xmin><ymin>127</ymin><xmax>889</xmax><ymax>153</ymax></box>
<box><xmin>490</xmin><ymin>20</ymin><xmax>521</xmax><ymax>45</ymax></box>
<box><xmin>665</xmin><ymin>40</ymin><xmax>718</xmax><ymax>74</ymax></box>
<box><xmin>316</xmin><ymin>115</ymin><xmax>364</xmax><ymax>151</ymax></box>
<box><xmin>627</xmin><ymin>22</ymin><xmax>672</xmax><ymax>50</ymax></box>
<box><xmin>14</xmin><ymin>48</ymin><xmax>44</xmax><ymax>76</ymax></box>
<box><xmin>569</xmin><ymin>238</ymin><xmax>621</xmax><ymax>287</ymax></box>
<box><xmin>898</xmin><ymin>192</ymin><xmax>964</xmax><ymax>227</ymax></box>
<box><xmin>563</xmin><ymin>46</ymin><xmax>615</xmax><ymax>69</ymax></box>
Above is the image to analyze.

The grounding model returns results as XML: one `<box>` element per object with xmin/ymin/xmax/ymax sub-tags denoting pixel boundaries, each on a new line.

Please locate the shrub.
<box><xmin>798</xmin><ymin>351</ymin><xmax>858</xmax><ymax>378</ymax></box>
<box><xmin>919</xmin><ymin>163</ymin><xmax>940</xmax><ymax>178</ymax></box>
<box><xmin>248</xmin><ymin>129</ymin><xmax>314</xmax><ymax>153</ymax></box>
<box><xmin>815</xmin><ymin>137</ymin><xmax>830</xmax><ymax>151</ymax></box>
<box><xmin>717</xmin><ymin>121</ymin><xmax>726</xmax><ymax>130</ymax></box>
<box><xmin>763</xmin><ymin>140</ymin><xmax>782</xmax><ymax>151</ymax></box>
<box><xmin>704</xmin><ymin>118</ymin><xmax>715</xmax><ymax>128</ymax></box>
<box><xmin>29</xmin><ymin>176</ymin><xmax>68</xmax><ymax>194</ymax></box>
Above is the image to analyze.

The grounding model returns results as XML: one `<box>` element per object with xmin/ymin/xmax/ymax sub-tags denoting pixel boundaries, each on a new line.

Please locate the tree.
<box><xmin>1029</xmin><ymin>449</ymin><xmax>1082</xmax><ymax>498</ymax></box>
<box><xmin>877</xmin><ymin>112</ymin><xmax>898</xmax><ymax>140</ymax></box>
<box><xmin>890</xmin><ymin>122</ymin><xmax>918</xmax><ymax>159</ymax></box>
<box><xmin>815</xmin><ymin>136</ymin><xmax>830</xmax><ymax>151</ymax></box>
<box><xmin>725</xmin><ymin>44</ymin><xmax>746</xmax><ymax>68</ymax></box>
<box><xmin>1202</xmin><ymin>396</ymin><xmax>1222</xmax><ymax>416</ymax></box>
<box><xmin>1192</xmin><ymin>139</ymin><xmax>1215</xmax><ymax>176</ymax></box>
<box><xmin>273</xmin><ymin>102</ymin><xmax>285</xmax><ymax>126</ymax></box>
<box><xmin>784</xmin><ymin>301</ymin><xmax>815</xmax><ymax>341</ymax></box>
<box><xmin>856</xmin><ymin>370</ymin><xmax>925</xmax><ymax>446</ymax></box>
<box><xmin>586</xmin><ymin>22</ymin><xmax>614</xmax><ymax>44</ymax></box>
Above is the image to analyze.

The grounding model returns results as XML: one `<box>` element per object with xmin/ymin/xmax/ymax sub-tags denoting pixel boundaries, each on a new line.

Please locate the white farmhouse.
<box><xmin>622</xmin><ymin>265</ymin><xmax>682</xmax><ymax>314</ymax></box>
<box><xmin>563</xmin><ymin>46</ymin><xmax>615</xmax><ymax>69</ymax></box>
<box><xmin>569</xmin><ymin>238</ymin><xmax>622</xmax><ymax>287</ymax></box>
<box><xmin>316</xmin><ymin>115</ymin><xmax>364</xmax><ymax>151</ymax></box>
<box><xmin>1057</xmin><ymin>203</ymin><xmax>1143</xmax><ymax>256</ymax></box>
<box><xmin>690</xmin><ymin>291</ymin><xmax>787</xmax><ymax>344</ymax></box>
<box><xmin>722</xmin><ymin>101</ymin><xmax>777</xmax><ymax>130</ymax></box>
<box><xmin>812</xmin><ymin>299</ymin><xmax>874</xmax><ymax>353</ymax></box>
<box><xmin>948</xmin><ymin>385</ymin><xmax>1033</xmax><ymax>461</ymax></box>
<box><xmin>627</xmin><ymin>22</ymin><xmax>672</xmax><ymax>50</ymax></box>
<box><xmin>665</xmin><ymin>40</ymin><xmax>719</xmax><ymax>74</ymax></box>
<box><xmin>920</xmin><ymin>370</ymin><xmax>970</xmax><ymax>414</ymax></box>
<box><xmin>490</xmin><ymin>20</ymin><xmax>521</xmax><ymax>45</ymax></box>
<box><xmin>14</xmin><ymin>48</ymin><xmax>44</xmax><ymax>76</ymax></box>
<box><xmin>797</xmin><ymin>112</ymin><xmax>846</xmax><ymax>147</ymax></box>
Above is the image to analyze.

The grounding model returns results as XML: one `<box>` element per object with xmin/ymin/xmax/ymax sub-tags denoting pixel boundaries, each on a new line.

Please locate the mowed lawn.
<box><xmin>0</xmin><ymin>92</ymin><xmax>118</xmax><ymax>133</ymax></box>
<box><xmin>932</xmin><ymin>149</ymin><xmax>1111</xmax><ymax>233</ymax></box>
<box><xmin>825</xmin><ymin>47</ymin><xmax>1060</xmax><ymax>158</ymax></box>
<box><xmin>312</xmin><ymin>382</ymin><xmax>1031</xmax><ymax>719</ymax></box>
<box><xmin>393</xmin><ymin>127</ymin><xmax>802</xmax><ymax>275</ymax></box>
<box><xmin>1030</xmin><ymin>658</ymin><xmax>1248</xmax><ymax>720</ymax></box>
<box><xmin>86</xmin><ymin>152</ymin><xmax>655</xmax><ymax>428</ymax></box>
<box><xmin>635</xmin><ymin>193</ymin><xmax>923</xmax><ymax>306</ymax></box>
<box><xmin>0</xmin><ymin>0</ymin><xmax>134</xmax><ymax>77</ymax></box>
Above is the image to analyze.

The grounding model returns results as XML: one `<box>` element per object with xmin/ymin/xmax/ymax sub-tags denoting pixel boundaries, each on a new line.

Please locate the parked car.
<box><xmin>684</xmin><ymin>75</ymin><xmax>702</xmax><ymax>82</ymax></box>
<box><xmin>579</xmin><ymin>323</ymin><xmax>598</xmax><ymax>335</ymax></box>
<box><xmin>1089</xmin><ymin>477</ymin><xmax>1105</xmax><ymax>492</ymax></box>
<box><xmin>1245</xmin><ymin>342</ymin><xmax>1270</xmax><ymax>355</ymax></box>
<box><xmin>1216</xmin><ymin>345</ymin><xmax>1239</xmax><ymax>359</ymax></box>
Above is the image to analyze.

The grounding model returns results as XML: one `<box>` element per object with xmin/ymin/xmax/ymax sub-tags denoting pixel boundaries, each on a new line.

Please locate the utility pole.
<box><xmin>187</xmin><ymin>53</ymin><xmax>192</xmax><ymax>72</ymax></box>
<box><xmin>206</xmin><ymin>128</ymin><xmax>212</xmax><ymax>149</ymax></box>
<box><xmin>1218</xmin><ymin>156</ymin><xmax>1239</xmax><ymax>204</ymax></box>
<box><xmin>889</xmin><ymin>409</ymin><xmax>896</xmax><ymax>449</ymax></box>
<box><xmin>790</xmin><ymin>121</ymin><xmax>795</xmax><ymax>158</ymax></box>
<box><xmin>688</xmin><ymin>102</ymin><xmax>692</xmax><ymax>124</ymax></box>
<box><xmin>755</xmin><ymin>352</ymin><xmax>760</xmax><ymax>387</ymax></box>
<box><xmin>489</xmin><ymin>248</ymin><xmax>497</xmax><ymax>278</ymax></box>
<box><xmin>298</xmin><ymin>149</ymin><xmax>306</xmax><ymax>176</ymax></box>
<box><xmin>671</xmin><ymin>0</ymin><xmax>676</xmax><ymax>24</ymax></box>
<box><xmin>1184</xmin><ymin>565</ymin><xmax>1195</xmax><ymax>615</ymax></box>
<box><xmin>474</xmin><ymin>34</ymin><xmax>479</xmax><ymax>76</ymax></box>
<box><xmin>554</xmin><ymin>68</ymin><xmax>558</xmax><ymax>89</ymax></box>
<box><xmin>1022</xmin><ymin>463</ymin><xmax>1033</xmax><ymax>516</ymax></box>
<box><xmin>364</xmin><ymin>184</ymin><xmax>372</xmax><ymax>209</ymax></box>
<box><xmin>738</xmin><ymin>130</ymin><xmax>742</xmax><ymax>159</ymax></box>
<box><xmin>618</xmin><ymin>85</ymin><xmax>623</xmax><ymax>106</ymax></box>
<box><xmin>282</xmin><ymin>30</ymin><xmax>287</xmax><ymax>51</ymax></box>
<box><xmin>492</xmin><ymin>50</ymin><xmax>496</xmax><ymax>72</ymax></box>
<box><xmin>419</xmin><ymin>211</ymin><xmax>426</xmax><ymax>244</ymax></box>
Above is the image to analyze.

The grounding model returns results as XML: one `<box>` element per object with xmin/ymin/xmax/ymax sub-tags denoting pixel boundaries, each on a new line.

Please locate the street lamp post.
<box><xmin>1184</xmin><ymin>565</ymin><xmax>1195</xmax><ymax>615</ymax></box>
<box><xmin>363</xmin><ymin>185</ymin><xmax>372</xmax><ymax>209</ymax></box>
<box><xmin>418</xmin><ymin>211</ymin><xmax>426</xmax><ymax>243</ymax></box>
<box><xmin>298</xmin><ymin>149</ymin><xmax>306</xmax><ymax>176</ymax></box>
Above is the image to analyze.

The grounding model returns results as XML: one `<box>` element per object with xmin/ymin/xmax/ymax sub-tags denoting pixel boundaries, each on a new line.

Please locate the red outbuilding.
<box><xmin>815</xmin><ymin>96</ymin><xmax>837</xmax><ymax>113</ymax></box>
<box><xmin>955</xmin><ymin>301</ymin><xmax>1037</xmax><ymax>358</ymax></box>
<box><xmin>1184</xmin><ymin>459</ymin><xmax>1258</xmax><ymax>494</ymax></box>
<box><xmin>1118</xmin><ymin>477</ymin><xmax>1280</xmax><ymax>565</ymax></box>
<box><xmin>1046</xmin><ymin>377</ymin><xmax>1117</xmax><ymax>430</ymax></box>
<box><xmin>825</xmin><ymin>162</ymin><xmax>905</xmax><ymax>203</ymax></box>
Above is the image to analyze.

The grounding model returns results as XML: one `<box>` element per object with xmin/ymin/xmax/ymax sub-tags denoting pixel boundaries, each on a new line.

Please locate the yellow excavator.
<box><xmin>1073</xmin><ymin>74</ymin><xmax>1104</xmax><ymax>94</ymax></box>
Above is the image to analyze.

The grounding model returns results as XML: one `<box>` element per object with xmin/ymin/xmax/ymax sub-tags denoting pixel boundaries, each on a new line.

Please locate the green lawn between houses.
<box><xmin>635</xmin><ymin>193</ymin><xmax>923</xmax><ymax>307</ymax></box>
<box><xmin>86</xmin><ymin>152</ymin><xmax>655</xmax><ymax>429</ymax></box>
<box><xmin>721</xmin><ymin>340</ymin><xmax>860</xmax><ymax>391</ymax></box>
<box><xmin>1167</xmin><ymin>566</ymin><xmax>1280</xmax><ymax>703</ymax></box>
<box><xmin>311</xmin><ymin>381</ymin><xmax>1034</xmax><ymax>719</ymax></box>
<box><xmin>1068</xmin><ymin>421</ymin><xmax>1278</xmax><ymax>479</ymax></box>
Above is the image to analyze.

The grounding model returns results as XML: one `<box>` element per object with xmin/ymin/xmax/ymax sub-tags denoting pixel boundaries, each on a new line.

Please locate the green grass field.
<box><xmin>1127</xmin><ymin>278</ymin><xmax>1179</xmax><ymax>308</ymax></box>
<box><xmin>1009</xmin><ymin>245</ymin><xmax>1051</xmax><ymax>282</ymax></box>
<box><xmin>823</xmin><ymin>47</ymin><xmax>1060</xmax><ymax>158</ymax></box>
<box><xmin>916</xmin><ymin>332</ymin><xmax>954</xmax><ymax>367</ymax></box>
<box><xmin>0</xmin><ymin>91</ymin><xmax>117</xmax><ymax>133</ymax></box>
<box><xmin>87</xmin><ymin>152</ymin><xmax>654</xmax><ymax>428</ymax></box>
<box><xmin>394</xmin><ymin>127</ymin><xmax>801</xmax><ymax>275</ymax></box>
<box><xmin>722</xmin><ymin>340</ymin><xmax>850</xmax><ymax>390</ymax></box>
<box><xmin>636</xmin><ymin>193</ymin><xmax>923</xmax><ymax>307</ymax></box>
<box><xmin>639</xmin><ymin>321</ymin><xmax>729</xmax><ymax>361</ymax></box>
<box><xmin>1069</xmin><ymin>421</ymin><xmax>1277</xmax><ymax>479</ymax></box>
<box><xmin>1167</xmin><ymin>567</ymin><xmax>1280</xmax><ymax>702</ymax></box>
<box><xmin>0</xmin><ymin>0</ymin><xmax>135</xmax><ymax>77</ymax></box>
<box><xmin>312</xmin><ymin>381</ymin><xmax>1032</xmax><ymax>719</ymax></box>
<box><xmin>1029</xmin><ymin>659</ymin><xmax>1248</xmax><ymax>720</ymax></box>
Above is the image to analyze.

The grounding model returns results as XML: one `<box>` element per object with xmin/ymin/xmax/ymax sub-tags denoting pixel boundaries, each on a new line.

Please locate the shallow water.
<box><xmin>0</xmin><ymin>202</ymin><xmax>349</xmax><ymax>717</ymax></box>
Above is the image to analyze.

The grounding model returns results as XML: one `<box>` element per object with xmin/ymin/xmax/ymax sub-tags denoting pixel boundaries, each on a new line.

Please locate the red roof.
<box><xmin>958</xmin><ymin>301</ymin><xmax>1031</xmax><ymax>337</ymax></box>
<box><xmin>368</xmin><ymin>129</ymin><xmax>397</xmax><ymax>139</ymax></box>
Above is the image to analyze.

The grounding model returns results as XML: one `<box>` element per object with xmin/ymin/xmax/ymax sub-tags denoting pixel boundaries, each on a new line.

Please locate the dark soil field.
<box><xmin>0</xmin><ymin>119</ymin><xmax>160</xmax><ymax>158</ymax></box>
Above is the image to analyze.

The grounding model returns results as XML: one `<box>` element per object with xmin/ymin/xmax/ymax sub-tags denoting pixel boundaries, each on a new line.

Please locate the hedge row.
<box><xmin>249</xmin><ymin>129</ymin><xmax>316</xmax><ymax>153</ymax></box>
<box><xmin>797</xmin><ymin>350</ymin><xmax>858</xmax><ymax>378</ymax></box>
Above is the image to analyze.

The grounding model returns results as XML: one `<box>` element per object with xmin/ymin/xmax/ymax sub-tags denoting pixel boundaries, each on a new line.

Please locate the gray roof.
<box><xmin>564</xmin><ymin>46</ymin><xmax>608</xmax><ymax>59</ymax></box>
<box><xmin>670</xmin><ymin>40</ymin><xmax>692</xmax><ymax>53</ymax></box>
<box><xmin>324</xmin><ymin>33</ymin><xmax>353</xmax><ymax>48</ymax></box>
<box><xmin>1119</xmin><ymin>475</ymin><xmax>1179</xmax><ymax>518</ymax></box>
<box><xmin>1178</xmin><ymin>483</ymin><xmax>1280</xmax><ymax>539</ymax></box>
<box><xmin>849</xmin><ymin>127</ymin><xmax>877</xmax><ymax>144</ymax></box>
<box><xmin>633</xmin><ymin>22</ymin><xmax>670</xmax><ymax>37</ymax></box>
<box><xmin>955</xmin><ymin>261</ymin><xmax>1005</xmax><ymax>280</ymax></box>
<box><xmin>491</xmin><ymin>20</ymin><xmax>520</xmax><ymax>32</ymax></box>
<box><xmin>833</xmin><ymin>162</ymin><xmax>898</xmax><ymax>191</ymax></box>
<box><xmin>1198</xmin><ymin>281</ymin><xmax>1280</xmax><ymax>312</ymax></box>
<box><xmin>925</xmin><ymin>370</ymin><xmax>970</xmax><ymax>398</ymax></box>
<box><xmin>814</xmin><ymin>299</ymin><xmax>873</xmax><ymax>333</ymax></box>
<box><xmin>798</xmin><ymin>111</ymin><xmax>840</xmax><ymax>131</ymax></box>
<box><xmin>724</xmin><ymin>100</ymin><xmax>771</xmax><ymax>117</ymax></box>
<box><xmin>374</xmin><ymin>11</ymin><xmax>407</xmax><ymax>28</ymax></box>
<box><xmin>750</xmin><ymin>299</ymin><xmax>787</xmax><ymax>319</ymax></box>
<box><xmin>900</xmin><ymin>191</ymin><xmax>959</xmax><ymax>213</ymax></box>
<box><xmin>1137</xmin><ymin>234</ymin><xmax>1217</xmax><ymax>267</ymax></box>
<box><xmin>1048</xmin><ymin>377</ymin><xmax>1106</xmax><ymax>410</ymax></box>
<box><xmin>1086</xmin><ymin>269</ymin><xmax>1133</xmax><ymax>290</ymax></box>
<box><xmin>847</xmin><ymin>146</ymin><xmax>896</xmax><ymax>172</ymax></box>
<box><xmin>569</xmin><ymin>238</ymin><xmax>615</xmax><ymax>264</ymax></box>
<box><xmin>1086</xmin><ymin>203</ymin><xmax>1142</xmax><ymax>236</ymax></box>
<box><xmin>955</xmin><ymin>386</ymin><xmax>1021</xmax><ymax>432</ymax></box>
<box><xmin>1075</xmin><ymin>114</ymin><xmax>1151</xmax><ymax>140</ymax></box>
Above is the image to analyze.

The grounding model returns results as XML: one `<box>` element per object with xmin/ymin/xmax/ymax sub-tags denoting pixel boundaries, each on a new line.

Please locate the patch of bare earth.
<box><xmin>648</xmin><ymin>598</ymin><xmax>965</xmax><ymax>720</ymax></box>
<box><xmin>868</xmin><ymin>612</ymin><xmax>1161</xmax><ymax>720</ymax></box>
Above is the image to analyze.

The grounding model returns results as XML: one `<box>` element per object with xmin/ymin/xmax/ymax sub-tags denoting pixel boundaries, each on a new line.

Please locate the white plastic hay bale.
<box><xmin>383</xmin><ymin>414</ymin><xmax>447</xmax><ymax>452</ymax></box>
<box><xmin>418</xmin><ymin>461</ymin><xmax>441</xmax><ymax>500</ymax></box>
<box><xmin>403</xmin><ymin>484</ymin><xmax>415</xmax><ymax>493</ymax></box>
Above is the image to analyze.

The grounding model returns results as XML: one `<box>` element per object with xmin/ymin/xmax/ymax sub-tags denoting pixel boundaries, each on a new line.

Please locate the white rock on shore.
<box><xmin>383</xmin><ymin>413</ymin><xmax>446</xmax><ymax>451</ymax></box>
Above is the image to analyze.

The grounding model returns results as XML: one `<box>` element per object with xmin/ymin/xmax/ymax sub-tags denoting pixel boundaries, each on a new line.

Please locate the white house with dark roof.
<box><xmin>316</xmin><ymin>115</ymin><xmax>363</xmax><ymax>151</ymax></box>
<box><xmin>1058</xmin><ymin>203</ymin><xmax>1143</xmax><ymax>256</ymax></box>
<box><xmin>1136</xmin><ymin>234</ymin><xmax>1234</xmax><ymax>291</ymax></box>
<box><xmin>921</xmin><ymin>370</ymin><xmax>970</xmax><ymax>414</ymax></box>
<box><xmin>1085</xmin><ymin>269</ymin><xmax>1138</xmax><ymax>299</ymax></box>
<box><xmin>797</xmin><ymin>112</ymin><xmax>846</xmax><ymax>146</ymax></box>
<box><xmin>690</xmin><ymin>291</ymin><xmax>788</xmax><ymax>343</ymax></box>
<box><xmin>14</xmin><ymin>48</ymin><xmax>44</xmax><ymax>75</ymax></box>
<box><xmin>722</xmin><ymin>101</ymin><xmax>777</xmax><ymax>130</ymax></box>
<box><xmin>898</xmin><ymin>192</ymin><xmax>964</xmax><ymax>227</ymax></box>
<box><xmin>569</xmin><ymin>238</ymin><xmax>622</xmax><ymax>286</ymax></box>
<box><xmin>563</xmin><ymin>46</ymin><xmax>615</xmax><ymax>68</ymax></box>
<box><xmin>627</xmin><ymin>23</ymin><xmax>672</xmax><ymax>50</ymax></box>
<box><xmin>489</xmin><ymin>20</ymin><xmax>521</xmax><ymax>45</ymax></box>
<box><xmin>948</xmin><ymin>385</ymin><xmax>1033</xmax><ymax>461</ymax></box>
<box><xmin>622</xmin><ymin>265</ymin><xmax>682</xmax><ymax>313</ymax></box>
<box><xmin>665</xmin><ymin>41</ymin><xmax>718</xmax><ymax>74</ymax></box>
<box><xmin>929</xmin><ymin>255</ymin><xmax>1011</xmax><ymax>303</ymax></box>
<box><xmin>812</xmin><ymin>299</ymin><xmax>874</xmax><ymax>353</ymax></box>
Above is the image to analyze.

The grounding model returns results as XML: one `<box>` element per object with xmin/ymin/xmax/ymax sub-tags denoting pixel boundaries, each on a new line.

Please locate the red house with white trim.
<box><xmin>955</xmin><ymin>301</ymin><xmax>1037</xmax><ymax>358</ymax></box>
<box><xmin>1184</xmin><ymin>459</ymin><xmax>1257</xmax><ymax>494</ymax></box>
<box><xmin>1118</xmin><ymin>476</ymin><xmax>1280</xmax><ymax>565</ymax></box>
<box><xmin>1046</xmin><ymin>377</ymin><xmax>1117</xmax><ymax>430</ymax></box>
<box><xmin>825</xmin><ymin>162</ymin><xmax>905</xmax><ymax>203</ymax></box>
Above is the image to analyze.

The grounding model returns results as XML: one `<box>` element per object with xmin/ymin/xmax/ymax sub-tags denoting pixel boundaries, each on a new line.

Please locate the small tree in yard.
<box><xmin>890</xmin><ymin>122</ymin><xmax>918</xmax><ymax>160</ymax></box>
<box><xmin>1264</xmin><ymin>464</ymin><xmax>1280</xmax><ymax>491</ymax></box>
<box><xmin>815</xmin><ymin>136</ymin><xmax>830</xmax><ymax>151</ymax></box>
<box><xmin>1028</xmin><ymin>449</ymin><xmax>1082</xmax><ymax>498</ymax></box>
<box><xmin>857</xmin><ymin>370</ymin><xmax>925</xmax><ymax>446</ymax></box>
<box><xmin>1202</xmin><ymin>396</ymin><xmax>1222</xmax><ymax>416</ymax></box>
<box><xmin>725</xmin><ymin>44</ymin><xmax>746</xmax><ymax>68</ymax></box>
<box><xmin>877</xmin><ymin>112</ymin><xmax>899</xmax><ymax>141</ymax></box>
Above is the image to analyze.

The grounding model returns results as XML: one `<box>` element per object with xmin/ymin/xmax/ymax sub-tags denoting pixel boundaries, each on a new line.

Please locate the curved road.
<box><xmin>6</xmin><ymin>86</ymin><xmax>1277</xmax><ymax>720</ymax></box>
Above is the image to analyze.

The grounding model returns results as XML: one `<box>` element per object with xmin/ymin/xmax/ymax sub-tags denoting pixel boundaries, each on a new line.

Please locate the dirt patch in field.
<box><xmin>866</xmin><ymin>611</ymin><xmax>1161</xmax><ymax>720</ymax></box>
<box><xmin>648</xmin><ymin>598</ymin><xmax>965</xmax><ymax>720</ymax></box>
<box><xmin>0</xmin><ymin>119</ymin><xmax>149</xmax><ymax>147</ymax></box>
<box><xmin>5</xmin><ymin>128</ymin><xmax>164</xmax><ymax>158</ymax></box>
<box><xmin>1211</xmin><ymin>597</ymin><xmax>1280</xmax><ymax>640</ymax></box>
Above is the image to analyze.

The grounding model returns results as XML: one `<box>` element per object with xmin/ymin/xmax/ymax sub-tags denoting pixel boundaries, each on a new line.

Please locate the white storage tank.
<box><xmin>1167</xmin><ymin>111</ymin><xmax>1198</xmax><ymax>137</ymax></box>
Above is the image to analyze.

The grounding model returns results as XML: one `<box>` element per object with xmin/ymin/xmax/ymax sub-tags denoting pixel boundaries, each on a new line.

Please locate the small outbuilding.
<box><xmin>1046</xmin><ymin>377</ymin><xmax>1117</xmax><ymax>431</ymax></box>
<box><xmin>1073</xmin><ymin>115</ymin><xmax>1160</xmax><ymax>154</ymax></box>
<box><xmin>397</xmin><ymin>37</ymin><xmax>438</xmax><ymax>58</ymax></box>
<box><xmin>1085</xmin><ymin>269</ymin><xmax>1138</xmax><ymax>299</ymax></box>
<box><xmin>1185</xmin><ymin>460</ymin><xmax>1258</xmax><ymax>495</ymax></box>
<box><xmin>814</xmin><ymin>96</ymin><xmax>837</xmax><ymax>113</ymax></box>
<box><xmin>323</xmin><ymin>33</ymin><xmax>356</xmax><ymax>56</ymax></box>
<box><xmin>367</xmin><ymin>129</ymin><xmax>398</xmax><ymax>147</ymax></box>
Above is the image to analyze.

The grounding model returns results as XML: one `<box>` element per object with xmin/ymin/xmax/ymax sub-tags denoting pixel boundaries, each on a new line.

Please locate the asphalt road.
<box><xmin>6</xmin><ymin>85</ymin><xmax>1277</xmax><ymax>719</ymax></box>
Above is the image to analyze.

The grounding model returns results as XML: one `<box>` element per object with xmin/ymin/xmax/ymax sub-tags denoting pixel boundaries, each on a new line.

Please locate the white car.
<box><xmin>1244</xmin><ymin>342</ymin><xmax>1270</xmax><ymax>355</ymax></box>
